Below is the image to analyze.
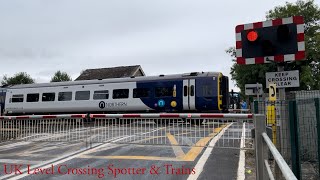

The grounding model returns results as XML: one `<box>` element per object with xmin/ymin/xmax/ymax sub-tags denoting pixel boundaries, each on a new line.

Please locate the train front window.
<box><xmin>58</xmin><ymin>92</ymin><xmax>72</xmax><ymax>101</ymax></box>
<box><xmin>155</xmin><ymin>87</ymin><xmax>173</xmax><ymax>97</ymax></box>
<box><xmin>11</xmin><ymin>94</ymin><xmax>24</xmax><ymax>103</ymax></box>
<box><xmin>27</xmin><ymin>93</ymin><xmax>39</xmax><ymax>102</ymax></box>
<box><xmin>133</xmin><ymin>88</ymin><xmax>150</xmax><ymax>98</ymax></box>
<box><xmin>202</xmin><ymin>85</ymin><xmax>213</xmax><ymax>97</ymax></box>
<box><xmin>93</xmin><ymin>90</ymin><xmax>109</xmax><ymax>100</ymax></box>
<box><xmin>75</xmin><ymin>91</ymin><xmax>90</xmax><ymax>100</ymax></box>
<box><xmin>42</xmin><ymin>93</ymin><xmax>55</xmax><ymax>101</ymax></box>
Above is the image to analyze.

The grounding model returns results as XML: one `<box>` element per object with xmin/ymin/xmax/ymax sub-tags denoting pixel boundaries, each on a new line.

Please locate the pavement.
<box><xmin>0</xmin><ymin>121</ymin><xmax>253</xmax><ymax>180</ymax></box>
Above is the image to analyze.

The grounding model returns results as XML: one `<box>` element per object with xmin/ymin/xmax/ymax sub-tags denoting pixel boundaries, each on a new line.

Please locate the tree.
<box><xmin>1</xmin><ymin>72</ymin><xmax>35</xmax><ymax>86</ymax></box>
<box><xmin>229</xmin><ymin>0</ymin><xmax>320</xmax><ymax>92</ymax></box>
<box><xmin>50</xmin><ymin>70</ymin><xmax>72</xmax><ymax>82</ymax></box>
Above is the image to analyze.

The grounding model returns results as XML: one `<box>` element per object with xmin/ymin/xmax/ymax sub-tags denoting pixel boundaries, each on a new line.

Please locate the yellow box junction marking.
<box><xmin>78</xmin><ymin>123</ymin><xmax>229</xmax><ymax>162</ymax></box>
<box><xmin>166</xmin><ymin>133</ymin><xmax>185</xmax><ymax>158</ymax></box>
<box><xmin>181</xmin><ymin>124</ymin><xmax>228</xmax><ymax>161</ymax></box>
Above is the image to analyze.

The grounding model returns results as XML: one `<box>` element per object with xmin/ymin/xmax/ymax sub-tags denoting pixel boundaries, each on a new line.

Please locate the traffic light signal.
<box><xmin>235</xmin><ymin>16</ymin><xmax>305</xmax><ymax>65</ymax></box>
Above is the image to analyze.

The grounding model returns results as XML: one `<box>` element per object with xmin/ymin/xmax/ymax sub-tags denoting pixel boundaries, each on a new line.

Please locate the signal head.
<box><xmin>235</xmin><ymin>16</ymin><xmax>305</xmax><ymax>65</ymax></box>
<box><xmin>247</xmin><ymin>30</ymin><xmax>259</xmax><ymax>42</ymax></box>
<box><xmin>277</xmin><ymin>25</ymin><xmax>290</xmax><ymax>42</ymax></box>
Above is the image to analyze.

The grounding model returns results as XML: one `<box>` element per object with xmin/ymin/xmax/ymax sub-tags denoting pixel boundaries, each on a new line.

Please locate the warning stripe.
<box><xmin>0</xmin><ymin>114</ymin><xmax>87</xmax><ymax>120</ymax></box>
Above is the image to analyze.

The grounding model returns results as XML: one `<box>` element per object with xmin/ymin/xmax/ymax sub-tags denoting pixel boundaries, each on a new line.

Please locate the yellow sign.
<box><xmin>269</xmin><ymin>83</ymin><xmax>276</xmax><ymax>101</ymax></box>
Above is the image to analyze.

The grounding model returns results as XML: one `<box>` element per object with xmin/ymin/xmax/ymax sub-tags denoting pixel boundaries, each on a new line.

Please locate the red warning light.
<box><xmin>247</xmin><ymin>30</ymin><xmax>258</xmax><ymax>42</ymax></box>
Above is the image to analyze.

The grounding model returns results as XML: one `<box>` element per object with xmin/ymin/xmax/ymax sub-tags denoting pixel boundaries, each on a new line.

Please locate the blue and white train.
<box><xmin>0</xmin><ymin>72</ymin><xmax>229</xmax><ymax>115</ymax></box>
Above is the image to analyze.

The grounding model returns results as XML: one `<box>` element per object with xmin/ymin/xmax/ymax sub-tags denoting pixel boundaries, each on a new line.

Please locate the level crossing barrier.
<box><xmin>0</xmin><ymin>114</ymin><xmax>87</xmax><ymax>142</ymax></box>
<box><xmin>0</xmin><ymin>113</ymin><xmax>253</xmax><ymax>149</ymax></box>
<box><xmin>89</xmin><ymin>113</ymin><xmax>253</xmax><ymax>148</ymax></box>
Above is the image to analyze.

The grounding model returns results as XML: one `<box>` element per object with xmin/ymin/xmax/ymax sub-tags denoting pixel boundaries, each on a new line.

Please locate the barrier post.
<box><xmin>254</xmin><ymin>114</ymin><xmax>267</xmax><ymax>180</ymax></box>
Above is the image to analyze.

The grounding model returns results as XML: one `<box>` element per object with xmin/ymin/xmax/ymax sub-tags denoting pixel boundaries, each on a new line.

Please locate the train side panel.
<box><xmin>4</xmin><ymin>82</ymin><xmax>152</xmax><ymax>114</ymax></box>
<box><xmin>3</xmin><ymin>72</ymin><xmax>228</xmax><ymax>115</ymax></box>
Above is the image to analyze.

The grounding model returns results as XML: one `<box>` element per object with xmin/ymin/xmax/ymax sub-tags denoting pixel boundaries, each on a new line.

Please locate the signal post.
<box><xmin>235</xmin><ymin>16</ymin><xmax>305</xmax><ymax>179</ymax></box>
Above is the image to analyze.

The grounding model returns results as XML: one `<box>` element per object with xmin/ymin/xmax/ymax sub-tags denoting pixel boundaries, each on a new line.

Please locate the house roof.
<box><xmin>75</xmin><ymin>65</ymin><xmax>145</xmax><ymax>81</ymax></box>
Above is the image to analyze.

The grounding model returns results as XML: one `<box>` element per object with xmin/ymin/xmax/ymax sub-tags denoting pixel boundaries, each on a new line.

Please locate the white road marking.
<box><xmin>0</xmin><ymin>141</ymin><xmax>31</xmax><ymax>150</ymax></box>
<box><xmin>3</xmin><ymin>127</ymin><xmax>165</xmax><ymax>180</ymax></box>
<box><xmin>237</xmin><ymin>122</ymin><xmax>246</xmax><ymax>180</ymax></box>
<box><xmin>4</xmin><ymin>137</ymin><xmax>126</xmax><ymax>180</ymax></box>
<box><xmin>187</xmin><ymin>123</ymin><xmax>233</xmax><ymax>180</ymax></box>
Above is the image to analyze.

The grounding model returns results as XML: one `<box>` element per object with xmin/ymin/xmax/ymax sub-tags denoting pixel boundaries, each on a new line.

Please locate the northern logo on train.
<box><xmin>158</xmin><ymin>99</ymin><xmax>165</xmax><ymax>107</ymax></box>
<box><xmin>99</xmin><ymin>101</ymin><xmax>105</xmax><ymax>109</ymax></box>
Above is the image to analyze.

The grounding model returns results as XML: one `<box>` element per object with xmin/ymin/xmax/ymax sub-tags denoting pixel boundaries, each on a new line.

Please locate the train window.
<box><xmin>133</xmin><ymin>88</ymin><xmax>150</xmax><ymax>98</ymax></box>
<box><xmin>11</xmin><ymin>94</ymin><xmax>24</xmax><ymax>103</ymax></box>
<box><xmin>42</xmin><ymin>93</ymin><xmax>55</xmax><ymax>102</ymax></box>
<box><xmin>58</xmin><ymin>92</ymin><xmax>72</xmax><ymax>101</ymax></box>
<box><xmin>27</xmin><ymin>93</ymin><xmax>39</xmax><ymax>102</ymax></box>
<box><xmin>183</xmin><ymin>86</ymin><xmax>188</xmax><ymax>96</ymax></box>
<box><xmin>155</xmin><ymin>87</ymin><xmax>173</xmax><ymax>97</ymax></box>
<box><xmin>190</xmin><ymin>85</ymin><xmax>195</xmax><ymax>96</ymax></box>
<box><xmin>93</xmin><ymin>90</ymin><xmax>109</xmax><ymax>100</ymax></box>
<box><xmin>202</xmin><ymin>85</ymin><xmax>213</xmax><ymax>97</ymax></box>
<box><xmin>113</xmin><ymin>89</ymin><xmax>129</xmax><ymax>99</ymax></box>
<box><xmin>75</xmin><ymin>91</ymin><xmax>90</xmax><ymax>100</ymax></box>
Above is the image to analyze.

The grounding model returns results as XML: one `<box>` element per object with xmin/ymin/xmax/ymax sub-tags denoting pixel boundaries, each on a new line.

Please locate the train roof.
<box><xmin>8</xmin><ymin>72</ymin><xmax>222</xmax><ymax>89</ymax></box>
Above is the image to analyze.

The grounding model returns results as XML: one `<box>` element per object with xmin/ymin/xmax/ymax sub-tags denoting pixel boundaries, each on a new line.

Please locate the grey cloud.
<box><xmin>0</xmin><ymin>0</ymin><xmax>300</xmax><ymax>90</ymax></box>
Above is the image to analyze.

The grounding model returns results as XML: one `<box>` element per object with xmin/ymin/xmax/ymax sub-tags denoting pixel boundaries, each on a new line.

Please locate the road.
<box><xmin>0</xmin><ymin>121</ymin><xmax>252</xmax><ymax>180</ymax></box>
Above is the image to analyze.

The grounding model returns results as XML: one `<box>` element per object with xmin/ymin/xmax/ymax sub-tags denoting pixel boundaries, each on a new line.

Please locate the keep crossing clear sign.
<box><xmin>266</xmin><ymin>70</ymin><xmax>300</xmax><ymax>88</ymax></box>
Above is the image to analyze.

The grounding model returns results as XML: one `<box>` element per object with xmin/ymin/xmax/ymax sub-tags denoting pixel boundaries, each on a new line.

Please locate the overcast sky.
<box><xmin>0</xmin><ymin>0</ymin><xmax>317</xmax><ymax>91</ymax></box>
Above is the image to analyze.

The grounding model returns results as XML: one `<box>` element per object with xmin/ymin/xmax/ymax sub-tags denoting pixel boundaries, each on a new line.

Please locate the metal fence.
<box><xmin>254</xmin><ymin>98</ymin><xmax>320</xmax><ymax>180</ymax></box>
<box><xmin>254</xmin><ymin>100</ymin><xmax>292</xmax><ymax>164</ymax></box>
<box><xmin>254</xmin><ymin>114</ymin><xmax>297</xmax><ymax>180</ymax></box>
<box><xmin>287</xmin><ymin>90</ymin><xmax>320</xmax><ymax>100</ymax></box>
<box><xmin>0</xmin><ymin>113</ymin><xmax>254</xmax><ymax>150</ymax></box>
<box><xmin>0</xmin><ymin>114</ymin><xmax>87</xmax><ymax>142</ymax></box>
<box><xmin>293</xmin><ymin>99</ymin><xmax>320</xmax><ymax>180</ymax></box>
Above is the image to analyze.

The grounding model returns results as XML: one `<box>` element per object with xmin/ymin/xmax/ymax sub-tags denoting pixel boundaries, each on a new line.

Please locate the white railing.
<box><xmin>0</xmin><ymin>113</ymin><xmax>254</xmax><ymax>149</ymax></box>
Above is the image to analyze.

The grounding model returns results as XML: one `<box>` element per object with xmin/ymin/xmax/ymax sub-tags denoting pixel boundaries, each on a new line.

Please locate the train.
<box><xmin>0</xmin><ymin>72</ymin><xmax>229</xmax><ymax>116</ymax></box>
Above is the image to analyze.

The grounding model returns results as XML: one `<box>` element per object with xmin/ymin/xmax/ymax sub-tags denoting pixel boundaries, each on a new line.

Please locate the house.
<box><xmin>75</xmin><ymin>65</ymin><xmax>145</xmax><ymax>81</ymax></box>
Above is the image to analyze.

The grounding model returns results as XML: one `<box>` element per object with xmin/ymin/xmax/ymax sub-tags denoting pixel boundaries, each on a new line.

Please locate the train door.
<box><xmin>182</xmin><ymin>79</ymin><xmax>196</xmax><ymax>111</ymax></box>
<box><xmin>189</xmin><ymin>79</ymin><xmax>196</xmax><ymax>110</ymax></box>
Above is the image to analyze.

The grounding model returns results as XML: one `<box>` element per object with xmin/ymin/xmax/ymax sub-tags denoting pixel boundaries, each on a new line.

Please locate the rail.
<box><xmin>254</xmin><ymin>114</ymin><xmax>297</xmax><ymax>180</ymax></box>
